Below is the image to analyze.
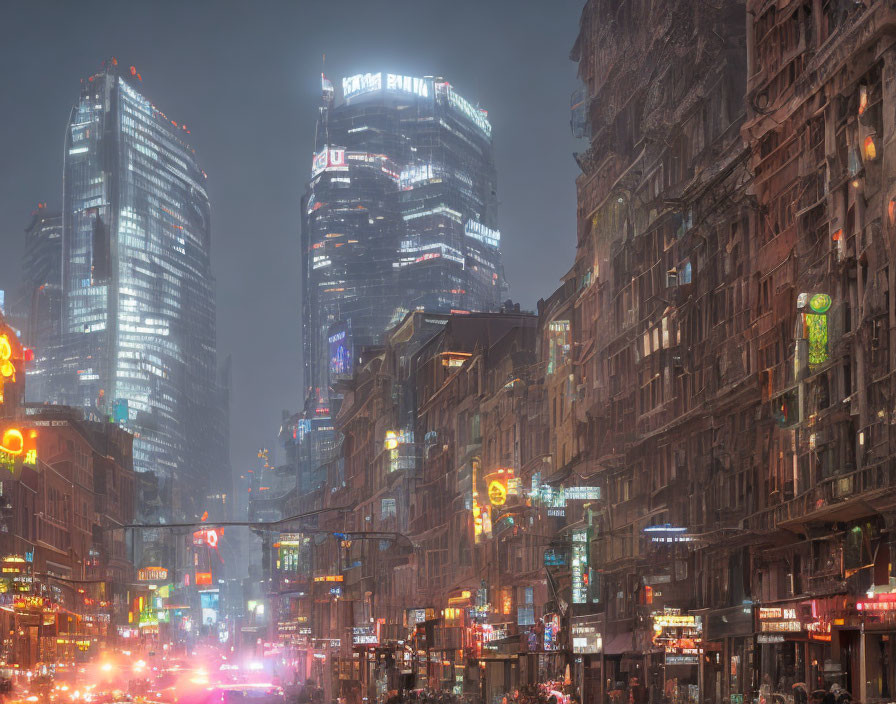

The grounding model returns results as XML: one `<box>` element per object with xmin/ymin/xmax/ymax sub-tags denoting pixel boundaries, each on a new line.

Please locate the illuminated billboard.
<box><xmin>571</xmin><ymin>529</ymin><xmax>590</xmax><ymax>604</ymax></box>
<box><xmin>200</xmin><ymin>589</ymin><xmax>219</xmax><ymax>626</ymax></box>
<box><xmin>386</xmin><ymin>73</ymin><xmax>429</xmax><ymax>97</ymax></box>
<box><xmin>138</xmin><ymin>566</ymin><xmax>168</xmax><ymax>582</ymax></box>
<box><xmin>193</xmin><ymin>528</ymin><xmax>220</xmax><ymax>549</ymax></box>
<box><xmin>465</xmin><ymin>220</ymin><xmax>501</xmax><ymax>248</ymax></box>
<box><xmin>342</xmin><ymin>72</ymin><xmax>430</xmax><ymax>101</ymax></box>
<box><xmin>312</xmin><ymin>147</ymin><xmax>347</xmax><ymax>178</ymax></box>
<box><xmin>436</xmin><ymin>82</ymin><xmax>492</xmax><ymax>137</ymax></box>
<box><xmin>572</xmin><ymin>616</ymin><xmax>603</xmax><ymax>654</ymax></box>
<box><xmin>328</xmin><ymin>321</ymin><xmax>353</xmax><ymax>381</ymax></box>
<box><xmin>342</xmin><ymin>72</ymin><xmax>382</xmax><ymax>100</ymax></box>
<box><xmin>0</xmin><ymin>425</ymin><xmax>38</xmax><ymax>476</ymax></box>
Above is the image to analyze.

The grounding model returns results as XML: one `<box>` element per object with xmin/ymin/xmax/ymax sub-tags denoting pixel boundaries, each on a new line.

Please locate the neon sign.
<box><xmin>342</xmin><ymin>72</ymin><xmax>430</xmax><ymax>100</ymax></box>
<box><xmin>759</xmin><ymin>607</ymin><xmax>796</xmax><ymax>620</ymax></box>
<box><xmin>760</xmin><ymin>620</ymin><xmax>802</xmax><ymax>632</ymax></box>
<box><xmin>465</xmin><ymin>220</ymin><xmax>501</xmax><ymax>248</ymax></box>
<box><xmin>342</xmin><ymin>73</ymin><xmax>382</xmax><ymax>100</ymax></box>
<box><xmin>385</xmin><ymin>73</ymin><xmax>429</xmax><ymax>98</ymax></box>
<box><xmin>0</xmin><ymin>429</ymin><xmax>23</xmax><ymax>456</ymax></box>
<box><xmin>857</xmin><ymin>600</ymin><xmax>896</xmax><ymax>611</ymax></box>
<box><xmin>0</xmin><ymin>335</ymin><xmax>15</xmax><ymax>382</ymax></box>
<box><xmin>0</xmin><ymin>427</ymin><xmax>37</xmax><ymax>472</ymax></box>
<box><xmin>138</xmin><ymin>566</ymin><xmax>169</xmax><ymax>582</ymax></box>
<box><xmin>758</xmin><ymin>606</ymin><xmax>802</xmax><ymax>632</ymax></box>
<box><xmin>571</xmin><ymin>529</ymin><xmax>589</xmax><ymax>604</ymax></box>
<box><xmin>438</xmin><ymin>83</ymin><xmax>492</xmax><ymax>137</ymax></box>
<box><xmin>488</xmin><ymin>480</ymin><xmax>507</xmax><ymax>506</ymax></box>
<box><xmin>193</xmin><ymin>529</ymin><xmax>219</xmax><ymax>549</ymax></box>
<box><xmin>312</xmin><ymin>147</ymin><xmax>347</xmax><ymax>177</ymax></box>
<box><xmin>384</xmin><ymin>431</ymin><xmax>399</xmax><ymax>451</ymax></box>
<box><xmin>654</xmin><ymin>614</ymin><xmax>699</xmax><ymax>629</ymax></box>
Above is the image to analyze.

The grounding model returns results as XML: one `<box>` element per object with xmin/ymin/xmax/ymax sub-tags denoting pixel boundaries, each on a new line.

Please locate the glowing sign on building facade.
<box><xmin>571</xmin><ymin>529</ymin><xmax>589</xmax><ymax>604</ymax></box>
<box><xmin>438</xmin><ymin>82</ymin><xmax>492</xmax><ymax>137</ymax></box>
<box><xmin>342</xmin><ymin>73</ymin><xmax>382</xmax><ymax>99</ymax></box>
<box><xmin>465</xmin><ymin>219</ymin><xmax>501</xmax><ymax>248</ymax></box>
<box><xmin>138</xmin><ymin>566</ymin><xmax>169</xmax><ymax>582</ymax></box>
<box><xmin>386</xmin><ymin>73</ymin><xmax>429</xmax><ymax>97</ymax></box>
<box><xmin>488</xmin><ymin>480</ymin><xmax>507</xmax><ymax>506</ymax></box>
<box><xmin>342</xmin><ymin>73</ymin><xmax>430</xmax><ymax>101</ymax></box>
<box><xmin>312</xmin><ymin>148</ymin><xmax>347</xmax><ymax>177</ymax></box>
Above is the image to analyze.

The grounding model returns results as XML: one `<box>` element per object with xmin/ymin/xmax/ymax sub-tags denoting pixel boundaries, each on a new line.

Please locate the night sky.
<box><xmin>0</xmin><ymin>0</ymin><xmax>582</xmax><ymax>476</ymax></box>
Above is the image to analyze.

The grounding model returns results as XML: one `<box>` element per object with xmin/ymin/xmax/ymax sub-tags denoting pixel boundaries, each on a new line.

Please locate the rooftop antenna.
<box><xmin>317</xmin><ymin>53</ymin><xmax>333</xmax><ymax>150</ymax></box>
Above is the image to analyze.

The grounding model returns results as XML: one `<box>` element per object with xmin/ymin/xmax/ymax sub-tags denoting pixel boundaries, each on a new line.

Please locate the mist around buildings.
<box><xmin>2</xmin><ymin>3</ymin><xmax>896</xmax><ymax>704</ymax></box>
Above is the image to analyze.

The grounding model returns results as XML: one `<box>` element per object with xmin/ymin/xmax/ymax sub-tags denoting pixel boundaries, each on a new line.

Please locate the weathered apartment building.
<box><xmin>267</xmin><ymin>1</ymin><xmax>896</xmax><ymax>703</ymax></box>
<box><xmin>269</xmin><ymin>310</ymin><xmax>564</xmax><ymax>702</ymax></box>
<box><xmin>565</xmin><ymin>0</ymin><xmax>896</xmax><ymax>702</ymax></box>
<box><xmin>0</xmin><ymin>313</ymin><xmax>137</xmax><ymax>668</ymax></box>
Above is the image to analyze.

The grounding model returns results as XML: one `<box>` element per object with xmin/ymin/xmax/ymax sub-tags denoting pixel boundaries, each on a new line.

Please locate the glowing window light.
<box><xmin>384</xmin><ymin>431</ymin><xmax>398</xmax><ymax>451</ymax></box>
<box><xmin>863</xmin><ymin>135</ymin><xmax>877</xmax><ymax>161</ymax></box>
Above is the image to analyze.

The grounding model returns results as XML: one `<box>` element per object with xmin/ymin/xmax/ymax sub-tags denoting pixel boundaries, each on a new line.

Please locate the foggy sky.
<box><xmin>0</xmin><ymin>0</ymin><xmax>582</xmax><ymax>477</ymax></box>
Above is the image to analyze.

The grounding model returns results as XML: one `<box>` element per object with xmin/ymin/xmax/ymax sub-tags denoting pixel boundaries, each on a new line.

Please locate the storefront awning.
<box><xmin>483</xmin><ymin>634</ymin><xmax>522</xmax><ymax>655</ymax></box>
<box><xmin>603</xmin><ymin>632</ymin><xmax>633</xmax><ymax>655</ymax></box>
<box><xmin>706</xmin><ymin>605</ymin><xmax>754</xmax><ymax>640</ymax></box>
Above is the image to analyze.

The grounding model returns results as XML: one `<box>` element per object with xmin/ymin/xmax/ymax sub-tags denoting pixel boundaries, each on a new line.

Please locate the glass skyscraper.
<box><xmin>296</xmin><ymin>72</ymin><xmax>506</xmax><ymax>498</ymax></box>
<box><xmin>61</xmin><ymin>58</ymin><xmax>217</xmax><ymax>520</ymax></box>
<box><xmin>302</xmin><ymin>71</ymin><xmax>506</xmax><ymax>400</ymax></box>
<box><xmin>15</xmin><ymin>206</ymin><xmax>63</xmax><ymax>404</ymax></box>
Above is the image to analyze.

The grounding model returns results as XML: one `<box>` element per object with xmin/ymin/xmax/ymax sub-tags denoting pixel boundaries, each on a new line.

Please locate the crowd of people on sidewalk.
<box><xmin>377</xmin><ymin>684</ymin><xmax>575</xmax><ymax>704</ymax></box>
<box><xmin>293</xmin><ymin>676</ymin><xmax>863</xmax><ymax>704</ymax></box>
<box><xmin>766</xmin><ymin>682</ymin><xmax>857</xmax><ymax>704</ymax></box>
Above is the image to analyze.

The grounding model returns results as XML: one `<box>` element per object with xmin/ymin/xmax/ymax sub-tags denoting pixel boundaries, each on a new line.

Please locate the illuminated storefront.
<box><xmin>754</xmin><ymin>600</ymin><xmax>840</xmax><ymax>695</ymax></box>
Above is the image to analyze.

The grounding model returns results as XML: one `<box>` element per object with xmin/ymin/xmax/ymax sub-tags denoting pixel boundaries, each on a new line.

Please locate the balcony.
<box><xmin>743</xmin><ymin>460</ymin><xmax>896</xmax><ymax>531</ymax></box>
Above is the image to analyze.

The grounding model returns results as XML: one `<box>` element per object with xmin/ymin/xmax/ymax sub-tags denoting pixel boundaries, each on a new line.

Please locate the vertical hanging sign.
<box><xmin>571</xmin><ymin>529</ymin><xmax>590</xmax><ymax>604</ymax></box>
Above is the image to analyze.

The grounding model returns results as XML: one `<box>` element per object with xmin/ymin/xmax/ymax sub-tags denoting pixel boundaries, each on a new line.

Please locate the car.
<box><xmin>181</xmin><ymin>685</ymin><xmax>285</xmax><ymax>704</ymax></box>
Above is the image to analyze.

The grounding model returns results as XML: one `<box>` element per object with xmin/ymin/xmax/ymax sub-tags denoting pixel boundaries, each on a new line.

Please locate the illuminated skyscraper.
<box><xmin>302</xmin><ymin>71</ymin><xmax>506</xmax><ymax>400</ymax></box>
<box><xmin>61</xmin><ymin>58</ymin><xmax>217</xmax><ymax>519</ymax></box>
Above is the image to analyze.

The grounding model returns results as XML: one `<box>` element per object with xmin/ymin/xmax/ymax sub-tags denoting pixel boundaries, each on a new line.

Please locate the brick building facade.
<box><xmin>272</xmin><ymin>3</ymin><xmax>896</xmax><ymax>704</ymax></box>
<box><xmin>0</xmin><ymin>312</ymin><xmax>137</xmax><ymax>669</ymax></box>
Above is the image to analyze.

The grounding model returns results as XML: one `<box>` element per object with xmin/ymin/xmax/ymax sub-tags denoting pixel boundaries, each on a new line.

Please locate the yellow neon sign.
<box><xmin>384</xmin><ymin>431</ymin><xmax>398</xmax><ymax>451</ymax></box>
<box><xmin>488</xmin><ymin>480</ymin><xmax>507</xmax><ymax>506</ymax></box>
<box><xmin>0</xmin><ymin>429</ymin><xmax>24</xmax><ymax>456</ymax></box>
<box><xmin>0</xmin><ymin>335</ymin><xmax>13</xmax><ymax>381</ymax></box>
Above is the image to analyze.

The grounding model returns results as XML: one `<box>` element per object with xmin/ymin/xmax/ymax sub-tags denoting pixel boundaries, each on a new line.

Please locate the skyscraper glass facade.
<box><xmin>16</xmin><ymin>207</ymin><xmax>63</xmax><ymax>403</ymax></box>
<box><xmin>62</xmin><ymin>59</ymin><xmax>217</xmax><ymax>519</ymax></box>
<box><xmin>302</xmin><ymin>72</ymin><xmax>506</xmax><ymax>399</ymax></box>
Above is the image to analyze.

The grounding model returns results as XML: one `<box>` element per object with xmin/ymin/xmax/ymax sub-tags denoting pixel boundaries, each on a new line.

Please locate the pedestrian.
<box><xmin>629</xmin><ymin>678</ymin><xmax>647</xmax><ymax>704</ymax></box>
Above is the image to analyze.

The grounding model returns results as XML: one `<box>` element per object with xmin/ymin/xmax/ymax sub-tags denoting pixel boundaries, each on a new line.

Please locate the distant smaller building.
<box><xmin>16</xmin><ymin>205</ymin><xmax>63</xmax><ymax>404</ymax></box>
